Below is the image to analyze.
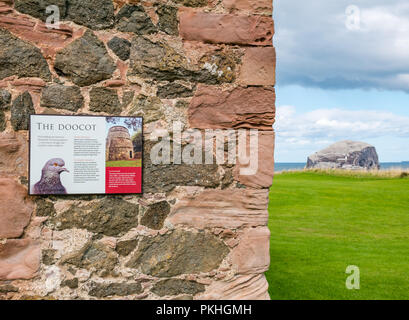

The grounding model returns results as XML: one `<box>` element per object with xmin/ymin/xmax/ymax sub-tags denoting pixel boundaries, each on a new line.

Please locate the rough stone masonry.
<box><xmin>0</xmin><ymin>0</ymin><xmax>275</xmax><ymax>300</ymax></box>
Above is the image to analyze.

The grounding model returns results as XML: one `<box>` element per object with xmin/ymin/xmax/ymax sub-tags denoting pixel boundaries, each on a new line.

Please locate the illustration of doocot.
<box><xmin>106</xmin><ymin>126</ymin><xmax>134</xmax><ymax>161</ymax></box>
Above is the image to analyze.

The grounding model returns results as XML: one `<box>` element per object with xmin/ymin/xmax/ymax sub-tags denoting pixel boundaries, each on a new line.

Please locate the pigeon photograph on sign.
<box><xmin>29</xmin><ymin>115</ymin><xmax>143</xmax><ymax>195</ymax></box>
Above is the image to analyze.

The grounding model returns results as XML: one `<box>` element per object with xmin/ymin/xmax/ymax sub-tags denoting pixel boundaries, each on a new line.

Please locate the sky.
<box><xmin>273</xmin><ymin>0</ymin><xmax>409</xmax><ymax>162</ymax></box>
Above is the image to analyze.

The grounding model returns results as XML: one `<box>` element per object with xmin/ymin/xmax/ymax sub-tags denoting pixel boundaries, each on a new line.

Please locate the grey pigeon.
<box><xmin>33</xmin><ymin>158</ymin><xmax>69</xmax><ymax>195</ymax></box>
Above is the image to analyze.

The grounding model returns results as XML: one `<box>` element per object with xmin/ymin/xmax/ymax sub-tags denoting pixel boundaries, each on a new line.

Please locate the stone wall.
<box><xmin>0</xmin><ymin>0</ymin><xmax>275</xmax><ymax>300</ymax></box>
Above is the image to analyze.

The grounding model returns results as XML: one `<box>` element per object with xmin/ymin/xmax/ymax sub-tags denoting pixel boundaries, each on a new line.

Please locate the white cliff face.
<box><xmin>306</xmin><ymin>140</ymin><xmax>380</xmax><ymax>170</ymax></box>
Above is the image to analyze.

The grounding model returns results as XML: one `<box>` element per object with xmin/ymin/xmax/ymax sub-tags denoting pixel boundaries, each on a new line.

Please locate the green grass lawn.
<box><xmin>266</xmin><ymin>171</ymin><xmax>409</xmax><ymax>300</ymax></box>
<box><xmin>106</xmin><ymin>159</ymin><xmax>142</xmax><ymax>167</ymax></box>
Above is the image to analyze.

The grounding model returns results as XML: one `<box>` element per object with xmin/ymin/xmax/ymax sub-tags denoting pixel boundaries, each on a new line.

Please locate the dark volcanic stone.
<box><xmin>62</xmin><ymin>242</ymin><xmax>118</xmax><ymax>277</ymax></box>
<box><xmin>157</xmin><ymin>5</ymin><xmax>179</xmax><ymax>36</ymax></box>
<box><xmin>129</xmin><ymin>94</ymin><xmax>162</xmax><ymax>123</ymax></box>
<box><xmin>0</xmin><ymin>112</ymin><xmax>5</xmax><ymax>132</ymax></box>
<box><xmin>42</xmin><ymin>249</ymin><xmax>57</xmax><ymax>265</ymax></box>
<box><xmin>14</xmin><ymin>0</ymin><xmax>67</xmax><ymax>22</ymax></box>
<box><xmin>0</xmin><ymin>29</ymin><xmax>51</xmax><ymax>81</ymax></box>
<box><xmin>0</xmin><ymin>284</ymin><xmax>19</xmax><ymax>293</ymax></box>
<box><xmin>10</xmin><ymin>92</ymin><xmax>35</xmax><ymax>131</ymax></box>
<box><xmin>151</xmin><ymin>279</ymin><xmax>205</xmax><ymax>297</ymax></box>
<box><xmin>128</xmin><ymin>36</ymin><xmax>235</xmax><ymax>84</ymax></box>
<box><xmin>116</xmin><ymin>5</ymin><xmax>157</xmax><ymax>34</ymax></box>
<box><xmin>174</xmin><ymin>0</ymin><xmax>208</xmax><ymax>7</ymax></box>
<box><xmin>53</xmin><ymin>197</ymin><xmax>139</xmax><ymax>236</ymax></box>
<box><xmin>128</xmin><ymin>36</ymin><xmax>193</xmax><ymax>82</ymax></box>
<box><xmin>126</xmin><ymin>229</ymin><xmax>229</xmax><ymax>277</ymax></box>
<box><xmin>108</xmin><ymin>37</ymin><xmax>131</xmax><ymax>61</ymax></box>
<box><xmin>157</xmin><ymin>83</ymin><xmax>195</xmax><ymax>99</ymax></box>
<box><xmin>143</xmin><ymin>141</ymin><xmax>221</xmax><ymax>193</ymax></box>
<box><xmin>89</xmin><ymin>281</ymin><xmax>142</xmax><ymax>298</ymax></box>
<box><xmin>66</xmin><ymin>0</ymin><xmax>115</xmax><ymax>30</ymax></box>
<box><xmin>89</xmin><ymin>87</ymin><xmax>121</xmax><ymax>114</ymax></box>
<box><xmin>54</xmin><ymin>30</ymin><xmax>116</xmax><ymax>86</ymax></box>
<box><xmin>140</xmin><ymin>201</ymin><xmax>170</xmax><ymax>230</ymax></box>
<box><xmin>35</xmin><ymin>198</ymin><xmax>56</xmax><ymax>217</ymax></box>
<box><xmin>0</xmin><ymin>89</ymin><xmax>11</xmax><ymax>110</ymax></box>
<box><xmin>41</xmin><ymin>84</ymin><xmax>84</xmax><ymax>112</ymax></box>
<box><xmin>115</xmin><ymin>239</ymin><xmax>138</xmax><ymax>256</ymax></box>
<box><xmin>61</xmin><ymin>278</ymin><xmax>79</xmax><ymax>289</ymax></box>
<box><xmin>120</xmin><ymin>91</ymin><xmax>135</xmax><ymax>111</ymax></box>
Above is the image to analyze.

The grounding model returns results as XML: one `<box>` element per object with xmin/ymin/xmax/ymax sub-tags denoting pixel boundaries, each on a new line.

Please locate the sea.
<box><xmin>275</xmin><ymin>162</ymin><xmax>409</xmax><ymax>172</ymax></box>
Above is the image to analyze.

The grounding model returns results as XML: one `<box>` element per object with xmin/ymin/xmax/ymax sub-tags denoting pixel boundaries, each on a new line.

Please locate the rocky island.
<box><xmin>306</xmin><ymin>140</ymin><xmax>380</xmax><ymax>170</ymax></box>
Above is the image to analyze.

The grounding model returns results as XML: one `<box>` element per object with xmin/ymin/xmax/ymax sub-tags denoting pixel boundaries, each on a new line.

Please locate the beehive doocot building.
<box><xmin>0</xmin><ymin>0</ymin><xmax>275</xmax><ymax>299</ymax></box>
<box><xmin>106</xmin><ymin>126</ymin><xmax>134</xmax><ymax>161</ymax></box>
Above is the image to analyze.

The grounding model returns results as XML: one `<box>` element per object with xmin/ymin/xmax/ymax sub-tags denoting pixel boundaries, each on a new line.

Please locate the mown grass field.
<box><xmin>106</xmin><ymin>159</ymin><xmax>142</xmax><ymax>167</ymax></box>
<box><xmin>266</xmin><ymin>170</ymin><xmax>409</xmax><ymax>300</ymax></box>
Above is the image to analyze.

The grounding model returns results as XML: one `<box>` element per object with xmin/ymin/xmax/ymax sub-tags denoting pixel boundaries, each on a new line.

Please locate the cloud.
<box><xmin>275</xmin><ymin>105</ymin><xmax>409</xmax><ymax>148</ymax></box>
<box><xmin>275</xmin><ymin>0</ymin><xmax>409</xmax><ymax>91</ymax></box>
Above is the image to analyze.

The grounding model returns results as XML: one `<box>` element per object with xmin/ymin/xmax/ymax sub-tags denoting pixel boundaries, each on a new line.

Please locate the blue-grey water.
<box><xmin>275</xmin><ymin>162</ymin><xmax>409</xmax><ymax>172</ymax></box>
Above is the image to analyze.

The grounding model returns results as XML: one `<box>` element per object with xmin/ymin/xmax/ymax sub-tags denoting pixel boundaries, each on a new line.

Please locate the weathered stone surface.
<box><xmin>35</xmin><ymin>198</ymin><xmax>56</xmax><ymax>217</ymax></box>
<box><xmin>157</xmin><ymin>82</ymin><xmax>195</xmax><ymax>99</ymax></box>
<box><xmin>157</xmin><ymin>4</ymin><xmax>178</xmax><ymax>36</ymax></box>
<box><xmin>0</xmin><ymin>132</ymin><xmax>28</xmax><ymax>175</ymax></box>
<box><xmin>62</xmin><ymin>242</ymin><xmax>118</xmax><ymax>277</ymax></box>
<box><xmin>174</xmin><ymin>0</ymin><xmax>208</xmax><ymax>7</ymax></box>
<box><xmin>130</xmin><ymin>94</ymin><xmax>162</xmax><ymax>123</ymax></box>
<box><xmin>0</xmin><ymin>239</ymin><xmax>40</xmax><ymax>280</ymax></box>
<box><xmin>169</xmin><ymin>189</ymin><xmax>269</xmax><ymax>229</ymax></box>
<box><xmin>143</xmin><ymin>141</ymin><xmax>221</xmax><ymax>193</ymax></box>
<box><xmin>223</xmin><ymin>0</ymin><xmax>273</xmax><ymax>14</ymax></box>
<box><xmin>0</xmin><ymin>28</ymin><xmax>51</xmax><ymax>81</ymax></box>
<box><xmin>53</xmin><ymin>198</ymin><xmax>139</xmax><ymax>236</ymax></box>
<box><xmin>54</xmin><ymin>30</ymin><xmax>116</xmax><ymax>86</ymax></box>
<box><xmin>306</xmin><ymin>140</ymin><xmax>380</xmax><ymax>170</ymax></box>
<box><xmin>115</xmin><ymin>5</ymin><xmax>157</xmax><ymax>34</ymax></box>
<box><xmin>41</xmin><ymin>84</ymin><xmax>84</xmax><ymax>112</ymax></box>
<box><xmin>61</xmin><ymin>278</ymin><xmax>78</xmax><ymax>289</ymax></box>
<box><xmin>240</xmin><ymin>47</ymin><xmax>275</xmax><ymax>86</ymax></box>
<box><xmin>89</xmin><ymin>87</ymin><xmax>121</xmax><ymax>114</ymax></box>
<box><xmin>151</xmin><ymin>279</ymin><xmax>205</xmax><ymax>297</ymax></box>
<box><xmin>126</xmin><ymin>229</ymin><xmax>229</xmax><ymax>277</ymax></box>
<box><xmin>116</xmin><ymin>239</ymin><xmax>138</xmax><ymax>256</ymax></box>
<box><xmin>0</xmin><ymin>89</ymin><xmax>11</xmax><ymax>110</ymax></box>
<box><xmin>128</xmin><ymin>36</ymin><xmax>235</xmax><ymax>84</ymax></box>
<box><xmin>0</xmin><ymin>177</ymin><xmax>33</xmax><ymax>238</ymax></box>
<box><xmin>0</xmin><ymin>10</ymin><xmax>74</xmax><ymax>49</ymax></box>
<box><xmin>198</xmin><ymin>274</ymin><xmax>270</xmax><ymax>300</ymax></box>
<box><xmin>179</xmin><ymin>9</ymin><xmax>273</xmax><ymax>45</ymax></box>
<box><xmin>231</xmin><ymin>227</ymin><xmax>270</xmax><ymax>274</ymax></box>
<box><xmin>233</xmin><ymin>131</ymin><xmax>275</xmax><ymax>188</ymax></box>
<box><xmin>0</xmin><ymin>284</ymin><xmax>19</xmax><ymax>293</ymax></box>
<box><xmin>108</xmin><ymin>37</ymin><xmax>131</xmax><ymax>61</ymax></box>
<box><xmin>198</xmin><ymin>51</ymin><xmax>236</xmax><ymax>83</ymax></box>
<box><xmin>140</xmin><ymin>201</ymin><xmax>170</xmax><ymax>230</ymax></box>
<box><xmin>89</xmin><ymin>281</ymin><xmax>142</xmax><ymax>298</ymax></box>
<box><xmin>188</xmin><ymin>86</ymin><xmax>275</xmax><ymax>130</ymax></box>
<box><xmin>66</xmin><ymin>0</ymin><xmax>115</xmax><ymax>30</ymax></box>
<box><xmin>0</xmin><ymin>111</ymin><xmax>5</xmax><ymax>131</ymax></box>
<box><xmin>10</xmin><ymin>91</ymin><xmax>35</xmax><ymax>131</ymax></box>
<box><xmin>42</xmin><ymin>249</ymin><xmax>57</xmax><ymax>265</ymax></box>
<box><xmin>14</xmin><ymin>0</ymin><xmax>67</xmax><ymax>22</ymax></box>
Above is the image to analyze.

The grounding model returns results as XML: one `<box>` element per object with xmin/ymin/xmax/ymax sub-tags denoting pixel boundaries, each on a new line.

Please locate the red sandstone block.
<box><xmin>240</xmin><ymin>46</ymin><xmax>275</xmax><ymax>86</ymax></box>
<box><xmin>188</xmin><ymin>85</ymin><xmax>275</xmax><ymax>130</ymax></box>
<box><xmin>223</xmin><ymin>0</ymin><xmax>273</xmax><ymax>15</ymax></box>
<box><xmin>0</xmin><ymin>177</ymin><xmax>34</xmax><ymax>239</ymax></box>
<box><xmin>0</xmin><ymin>239</ymin><xmax>40</xmax><ymax>280</ymax></box>
<box><xmin>233</xmin><ymin>130</ymin><xmax>275</xmax><ymax>188</ymax></box>
<box><xmin>179</xmin><ymin>8</ymin><xmax>273</xmax><ymax>45</ymax></box>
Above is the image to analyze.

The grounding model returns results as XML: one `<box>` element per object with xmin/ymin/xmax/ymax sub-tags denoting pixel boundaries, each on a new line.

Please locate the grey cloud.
<box><xmin>275</xmin><ymin>0</ymin><xmax>409</xmax><ymax>91</ymax></box>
